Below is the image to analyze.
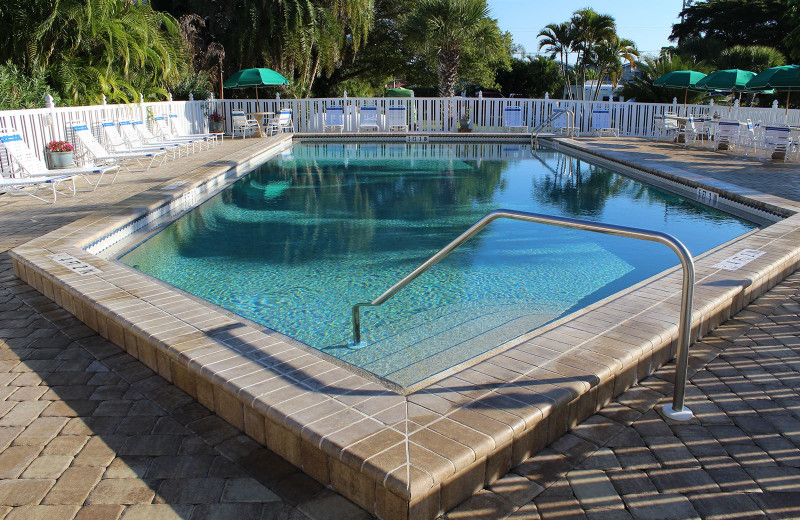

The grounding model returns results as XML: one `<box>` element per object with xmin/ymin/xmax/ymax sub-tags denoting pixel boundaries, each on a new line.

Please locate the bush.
<box><xmin>0</xmin><ymin>62</ymin><xmax>63</xmax><ymax>110</ymax></box>
<box><xmin>170</xmin><ymin>71</ymin><xmax>213</xmax><ymax>100</ymax></box>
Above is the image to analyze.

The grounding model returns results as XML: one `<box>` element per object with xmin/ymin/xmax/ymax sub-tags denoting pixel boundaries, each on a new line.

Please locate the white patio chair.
<box><xmin>323</xmin><ymin>106</ymin><xmax>344</xmax><ymax>133</ymax></box>
<box><xmin>231</xmin><ymin>111</ymin><xmax>261</xmax><ymax>139</ymax></box>
<box><xmin>130</xmin><ymin>120</ymin><xmax>198</xmax><ymax>155</ymax></box>
<box><xmin>387</xmin><ymin>106</ymin><xmax>408</xmax><ymax>132</ymax></box>
<box><xmin>118</xmin><ymin>120</ymin><xmax>188</xmax><ymax>158</ymax></box>
<box><xmin>758</xmin><ymin>125</ymin><xmax>793</xmax><ymax>162</ymax></box>
<box><xmin>152</xmin><ymin>116</ymin><xmax>209</xmax><ymax>150</ymax></box>
<box><xmin>168</xmin><ymin>113</ymin><xmax>222</xmax><ymax>144</ymax></box>
<box><xmin>101</xmin><ymin>122</ymin><xmax>180</xmax><ymax>160</ymax></box>
<box><xmin>70</xmin><ymin>122</ymin><xmax>167</xmax><ymax>172</ymax></box>
<box><xmin>654</xmin><ymin>114</ymin><xmax>679</xmax><ymax>141</ymax></box>
<box><xmin>502</xmin><ymin>106</ymin><xmax>527</xmax><ymax>132</ymax></box>
<box><xmin>358</xmin><ymin>106</ymin><xmax>380</xmax><ymax>132</ymax></box>
<box><xmin>590</xmin><ymin>109</ymin><xmax>617</xmax><ymax>137</ymax></box>
<box><xmin>0</xmin><ymin>131</ymin><xmax>92</xmax><ymax>200</ymax></box>
<box><xmin>737</xmin><ymin>119</ymin><xmax>762</xmax><ymax>156</ymax></box>
<box><xmin>266</xmin><ymin>109</ymin><xmax>294</xmax><ymax>135</ymax></box>
<box><xmin>712</xmin><ymin>120</ymin><xmax>741</xmax><ymax>152</ymax></box>
<box><xmin>678</xmin><ymin>116</ymin><xmax>711</xmax><ymax>148</ymax></box>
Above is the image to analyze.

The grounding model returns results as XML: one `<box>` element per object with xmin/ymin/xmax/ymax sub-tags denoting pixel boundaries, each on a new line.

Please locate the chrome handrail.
<box><xmin>532</xmin><ymin>109</ymin><xmax>575</xmax><ymax>141</ymax></box>
<box><xmin>350</xmin><ymin>209</ymin><xmax>696</xmax><ymax>420</ymax></box>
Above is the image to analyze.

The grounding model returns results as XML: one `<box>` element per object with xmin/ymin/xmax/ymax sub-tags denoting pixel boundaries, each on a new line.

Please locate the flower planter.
<box><xmin>48</xmin><ymin>151</ymin><xmax>74</xmax><ymax>169</ymax></box>
<box><xmin>209</xmin><ymin>121</ymin><xmax>224</xmax><ymax>133</ymax></box>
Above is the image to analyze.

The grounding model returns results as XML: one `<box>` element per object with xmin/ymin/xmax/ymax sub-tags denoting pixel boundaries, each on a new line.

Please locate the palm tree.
<box><xmin>621</xmin><ymin>53</ymin><xmax>710</xmax><ymax>103</ymax></box>
<box><xmin>405</xmin><ymin>0</ymin><xmax>504</xmax><ymax>97</ymax></box>
<box><xmin>538</xmin><ymin>22</ymin><xmax>574</xmax><ymax>99</ymax></box>
<box><xmin>591</xmin><ymin>36</ymin><xmax>638</xmax><ymax>100</ymax></box>
<box><xmin>570</xmin><ymin>8</ymin><xmax>616</xmax><ymax>99</ymax></box>
<box><xmin>715</xmin><ymin>45</ymin><xmax>786</xmax><ymax>71</ymax></box>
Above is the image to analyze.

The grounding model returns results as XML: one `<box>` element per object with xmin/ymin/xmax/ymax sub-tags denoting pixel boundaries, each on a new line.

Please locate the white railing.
<box><xmin>1</xmin><ymin>95</ymin><xmax>798</xmax><ymax>173</ymax></box>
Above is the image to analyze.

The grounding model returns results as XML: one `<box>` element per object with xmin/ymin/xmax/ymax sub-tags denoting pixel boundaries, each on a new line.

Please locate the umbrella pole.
<box><xmin>787</xmin><ymin>89</ymin><xmax>791</xmax><ymax>115</ymax></box>
<box><xmin>684</xmin><ymin>88</ymin><xmax>688</xmax><ymax>113</ymax></box>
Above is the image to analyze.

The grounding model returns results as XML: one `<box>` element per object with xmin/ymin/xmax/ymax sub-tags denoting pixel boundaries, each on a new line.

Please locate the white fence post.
<box><xmin>45</xmin><ymin>94</ymin><xmax>56</xmax><ymax>142</ymax></box>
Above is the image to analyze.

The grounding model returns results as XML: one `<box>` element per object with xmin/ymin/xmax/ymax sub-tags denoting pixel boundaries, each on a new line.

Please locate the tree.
<box><xmin>404</xmin><ymin>0</ymin><xmax>508</xmax><ymax>97</ymax></box>
<box><xmin>715</xmin><ymin>45</ymin><xmax>786</xmax><ymax>71</ymax></box>
<box><xmin>495</xmin><ymin>56</ymin><xmax>565</xmax><ymax>98</ymax></box>
<box><xmin>621</xmin><ymin>53</ymin><xmax>711</xmax><ymax>103</ymax></box>
<box><xmin>0</xmin><ymin>0</ymin><xmax>188</xmax><ymax>104</ymax></box>
<box><xmin>671</xmin><ymin>0</ymin><xmax>791</xmax><ymax>57</ymax></box>
<box><xmin>591</xmin><ymin>36</ymin><xmax>638</xmax><ymax>100</ymax></box>
<box><xmin>569</xmin><ymin>8</ymin><xmax>616</xmax><ymax>100</ymax></box>
<box><xmin>538</xmin><ymin>23</ymin><xmax>574</xmax><ymax>99</ymax></box>
<box><xmin>783</xmin><ymin>0</ymin><xmax>800</xmax><ymax>61</ymax></box>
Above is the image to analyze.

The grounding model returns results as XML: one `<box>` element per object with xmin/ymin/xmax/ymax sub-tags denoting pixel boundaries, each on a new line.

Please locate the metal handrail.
<box><xmin>350</xmin><ymin>209</ymin><xmax>696</xmax><ymax>420</ymax></box>
<box><xmin>532</xmin><ymin>109</ymin><xmax>575</xmax><ymax>140</ymax></box>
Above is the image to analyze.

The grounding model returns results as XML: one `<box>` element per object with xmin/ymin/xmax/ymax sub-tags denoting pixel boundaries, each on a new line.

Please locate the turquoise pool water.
<box><xmin>120</xmin><ymin>143</ymin><xmax>757</xmax><ymax>388</ymax></box>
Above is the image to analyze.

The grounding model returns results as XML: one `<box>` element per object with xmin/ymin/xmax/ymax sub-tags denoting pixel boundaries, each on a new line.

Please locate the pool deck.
<box><xmin>1</xmin><ymin>135</ymin><xmax>800</xmax><ymax>519</ymax></box>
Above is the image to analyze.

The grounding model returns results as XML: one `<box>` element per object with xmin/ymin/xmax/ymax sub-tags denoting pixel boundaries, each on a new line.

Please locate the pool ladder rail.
<box><xmin>531</xmin><ymin>109</ymin><xmax>576</xmax><ymax>144</ymax></box>
<box><xmin>349</xmin><ymin>209</ymin><xmax>696</xmax><ymax>421</ymax></box>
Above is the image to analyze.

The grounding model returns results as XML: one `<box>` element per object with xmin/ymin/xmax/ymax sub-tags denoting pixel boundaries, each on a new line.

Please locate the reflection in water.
<box><xmin>121</xmin><ymin>143</ymin><xmax>757</xmax><ymax>388</ymax></box>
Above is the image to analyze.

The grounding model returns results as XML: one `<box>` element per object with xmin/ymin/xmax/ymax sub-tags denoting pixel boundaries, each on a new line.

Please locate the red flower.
<box><xmin>47</xmin><ymin>140</ymin><xmax>74</xmax><ymax>153</ymax></box>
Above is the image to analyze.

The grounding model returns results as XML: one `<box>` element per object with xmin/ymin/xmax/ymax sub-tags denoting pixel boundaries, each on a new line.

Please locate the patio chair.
<box><xmin>0</xmin><ymin>130</ymin><xmax>119</xmax><ymax>191</ymax></box>
<box><xmin>266</xmin><ymin>109</ymin><xmax>294</xmax><ymax>135</ymax></box>
<box><xmin>118</xmin><ymin>120</ymin><xmax>188</xmax><ymax>158</ymax></box>
<box><xmin>590</xmin><ymin>109</ymin><xmax>617</xmax><ymax>137</ymax></box>
<box><xmin>758</xmin><ymin>125</ymin><xmax>793</xmax><ymax>162</ymax></box>
<box><xmin>0</xmin><ymin>132</ymin><xmax>94</xmax><ymax>200</ymax></box>
<box><xmin>70</xmin><ymin>122</ymin><xmax>167</xmax><ymax>172</ymax></box>
<box><xmin>712</xmin><ymin>120</ymin><xmax>741</xmax><ymax>152</ymax></box>
<box><xmin>101</xmin><ymin>122</ymin><xmax>180</xmax><ymax>161</ymax></box>
<box><xmin>502</xmin><ymin>106</ymin><xmax>527</xmax><ymax>132</ymax></box>
<box><xmin>737</xmin><ymin>119</ymin><xmax>762</xmax><ymax>156</ymax></box>
<box><xmin>358</xmin><ymin>106</ymin><xmax>380</xmax><ymax>132</ymax></box>
<box><xmin>654</xmin><ymin>113</ymin><xmax>679</xmax><ymax>141</ymax></box>
<box><xmin>231</xmin><ymin>110</ymin><xmax>261</xmax><ymax>138</ymax></box>
<box><xmin>136</xmin><ymin>116</ymin><xmax>202</xmax><ymax>151</ymax></box>
<box><xmin>550</xmin><ymin>110</ymin><xmax>571</xmax><ymax>135</ymax></box>
<box><xmin>678</xmin><ymin>116</ymin><xmax>711</xmax><ymax>148</ymax></box>
<box><xmin>387</xmin><ymin>106</ymin><xmax>408</xmax><ymax>132</ymax></box>
<box><xmin>152</xmin><ymin>116</ymin><xmax>210</xmax><ymax>150</ymax></box>
<box><xmin>323</xmin><ymin>106</ymin><xmax>344</xmax><ymax>133</ymax></box>
<box><xmin>168</xmin><ymin>114</ymin><xmax>222</xmax><ymax>144</ymax></box>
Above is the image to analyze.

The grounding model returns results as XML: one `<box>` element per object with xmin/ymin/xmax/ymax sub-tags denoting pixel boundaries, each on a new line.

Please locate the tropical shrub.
<box><xmin>0</xmin><ymin>62</ymin><xmax>63</xmax><ymax>109</ymax></box>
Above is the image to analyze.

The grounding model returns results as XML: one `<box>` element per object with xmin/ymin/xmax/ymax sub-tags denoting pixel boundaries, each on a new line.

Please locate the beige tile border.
<box><xmin>9</xmin><ymin>135</ymin><xmax>800</xmax><ymax>519</ymax></box>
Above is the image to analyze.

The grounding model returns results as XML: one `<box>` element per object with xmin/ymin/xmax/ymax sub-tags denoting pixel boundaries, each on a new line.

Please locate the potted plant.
<box><xmin>208</xmin><ymin>111</ymin><xmax>224</xmax><ymax>133</ymax></box>
<box><xmin>46</xmin><ymin>140</ymin><xmax>75</xmax><ymax>169</ymax></box>
<box><xmin>458</xmin><ymin>107</ymin><xmax>472</xmax><ymax>132</ymax></box>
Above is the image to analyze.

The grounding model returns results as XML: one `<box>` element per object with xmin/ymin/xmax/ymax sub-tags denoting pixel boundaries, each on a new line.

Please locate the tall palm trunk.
<box><xmin>437</xmin><ymin>47</ymin><xmax>459</xmax><ymax>97</ymax></box>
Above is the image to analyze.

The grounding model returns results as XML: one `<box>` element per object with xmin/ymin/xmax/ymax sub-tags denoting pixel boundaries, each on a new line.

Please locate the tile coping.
<box><xmin>9</xmin><ymin>134</ymin><xmax>800</xmax><ymax>520</ymax></box>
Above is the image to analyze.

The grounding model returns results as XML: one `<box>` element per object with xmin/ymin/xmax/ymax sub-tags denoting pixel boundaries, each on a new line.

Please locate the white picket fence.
<box><xmin>1</xmin><ymin>95</ymin><xmax>798</xmax><ymax>173</ymax></box>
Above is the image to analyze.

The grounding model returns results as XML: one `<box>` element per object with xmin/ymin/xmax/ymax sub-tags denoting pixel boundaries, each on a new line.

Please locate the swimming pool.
<box><xmin>119</xmin><ymin>142</ymin><xmax>758</xmax><ymax>389</ymax></box>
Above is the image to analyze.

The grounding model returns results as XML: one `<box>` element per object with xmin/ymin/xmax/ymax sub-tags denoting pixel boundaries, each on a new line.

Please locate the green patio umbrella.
<box><xmin>385</xmin><ymin>87</ymin><xmax>414</xmax><ymax>97</ymax></box>
<box><xmin>696</xmin><ymin>69</ymin><xmax>755</xmax><ymax>97</ymax></box>
<box><xmin>653</xmin><ymin>70</ymin><xmax>707</xmax><ymax>108</ymax></box>
<box><xmin>223</xmin><ymin>68</ymin><xmax>290</xmax><ymax>100</ymax></box>
<box><xmin>745</xmin><ymin>65</ymin><xmax>800</xmax><ymax>112</ymax></box>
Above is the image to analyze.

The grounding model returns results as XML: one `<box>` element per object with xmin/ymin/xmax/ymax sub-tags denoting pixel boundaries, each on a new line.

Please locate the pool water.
<box><xmin>120</xmin><ymin>143</ymin><xmax>757</xmax><ymax>389</ymax></box>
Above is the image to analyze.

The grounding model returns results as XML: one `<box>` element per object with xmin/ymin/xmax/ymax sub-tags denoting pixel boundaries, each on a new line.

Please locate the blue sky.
<box><xmin>488</xmin><ymin>0</ymin><xmax>687</xmax><ymax>60</ymax></box>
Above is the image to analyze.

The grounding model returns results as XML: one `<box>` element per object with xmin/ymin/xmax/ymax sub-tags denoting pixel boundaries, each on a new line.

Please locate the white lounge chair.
<box><xmin>712</xmin><ymin>120</ymin><xmax>740</xmax><ymax>152</ymax></box>
<box><xmin>502</xmin><ymin>106</ymin><xmax>527</xmax><ymax>132</ymax></box>
<box><xmin>758</xmin><ymin>125</ymin><xmax>793</xmax><ymax>162</ymax></box>
<box><xmin>387</xmin><ymin>106</ymin><xmax>408</xmax><ymax>132</ymax></box>
<box><xmin>70</xmin><ymin>122</ymin><xmax>167</xmax><ymax>172</ymax></box>
<box><xmin>590</xmin><ymin>109</ymin><xmax>617</xmax><ymax>137</ymax></box>
<box><xmin>101</xmin><ymin>122</ymin><xmax>180</xmax><ymax>160</ymax></box>
<box><xmin>0</xmin><ymin>173</ymin><xmax>76</xmax><ymax>204</ymax></box>
<box><xmin>168</xmin><ymin>113</ymin><xmax>222</xmax><ymax>144</ymax></box>
<box><xmin>152</xmin><ymin>116</ymin><xmax>210</xmax><ymax>150</ymax></box>
<box><xmin>135</xmin><ymin>119</ymin><xmax>198</xmax><ymax>153</ymax></box>
<box><xmin>118</xmin><ymin>120</ymin><xmax>188</xmax><ymax>158</ymax></box>
<box><xmin>323</xmin><ymin>106</ymin><xmax>344</xmax><ymax>133</ymax></box>
<box><xmin>231</xmin><ymin>111</ymin><xmax>261</xmax><ymax>138</ymax></box>
<box><xmin>266</xmin><ymin>109</ymin><xmax>293</xmax><ymax>135</ymax></box>
<box><xmin>1</xmin><ymin>130</ymin><xmax>118</xmax><ymax>190</ymax></box>
<box><xmin>358</xmin><ymin>106</ymin><xmax>380</xmax><ymax>132</ymax></box>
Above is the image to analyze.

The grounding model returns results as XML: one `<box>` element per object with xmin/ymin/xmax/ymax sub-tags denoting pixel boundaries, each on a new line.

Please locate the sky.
<box><xmin>488</xmin><ymin>0</ymin><xmax>688</xmax><ymax>60</ymax></box>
